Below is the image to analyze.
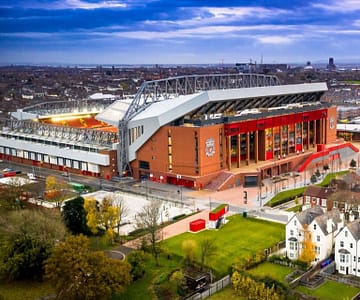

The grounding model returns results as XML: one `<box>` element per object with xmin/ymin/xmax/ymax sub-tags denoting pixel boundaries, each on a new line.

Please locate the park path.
<box><xmin>123</xmin><ymin>210</ymin><xmax>210</xmax><ymax>249</ymax></box>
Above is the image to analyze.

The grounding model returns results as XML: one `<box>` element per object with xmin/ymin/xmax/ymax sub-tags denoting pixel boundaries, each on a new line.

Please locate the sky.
<box><xmin>1</xmin><ymin>0</ymin><xmax>360</xmax><ymax>65</ymax></box>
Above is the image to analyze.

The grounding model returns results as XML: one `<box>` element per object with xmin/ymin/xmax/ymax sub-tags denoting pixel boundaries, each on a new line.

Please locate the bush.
<box><xmin>127</xmin><ymin>250</ymin><xmax>147</xmax><ymax>281</ymax></box>
<box><xmin>172</xmin><ymin>214</ymin><xmax>186</xmax><ymax>221</ymax></box>
<box><xmin>128</xmin><ymin>228</ymin><xmax>148</xmax><ymax>238</ymax></box>
<box><xmin>266</xmin><ymin>187</ymin><xmax>305</xmax><ymax>207</ymax></box>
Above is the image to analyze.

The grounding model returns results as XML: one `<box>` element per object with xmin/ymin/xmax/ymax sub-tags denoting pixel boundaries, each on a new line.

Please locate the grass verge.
<box><xmin>295</xmin><ymin>280</ymin><xmax>360</xmax><ymax>300</ymax></box>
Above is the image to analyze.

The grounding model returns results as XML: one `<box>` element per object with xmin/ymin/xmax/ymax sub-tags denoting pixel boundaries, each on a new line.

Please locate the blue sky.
<box><xmin>1</xmin><ymin>0</ymin><xmax>360</xmax><ymax>65</ymax></box>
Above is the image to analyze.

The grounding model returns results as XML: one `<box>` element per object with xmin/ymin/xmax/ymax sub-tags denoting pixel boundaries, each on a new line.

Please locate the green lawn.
<box><xmin>207</xmin><ymin>285</ymin><xmax>246</xmax><ymax>300</ymax></box>
<box><xmin>296</xmin><ymin>280</ymin><xmax>360</xmax><ymax>300</ymax></box>
<box><xmin>161</xmin><ymin>215</ymin><xmax>285</xmax><ymax>277</ymax></box>
<box><xmin>245</xmin><ymin>261</ymin><xmax>293</xmax><ymax>284</ymax></box>
<box><xmin>0</xmin><ymin>280</ymin><xmax>55</xmax><ymax>300</ymax></box>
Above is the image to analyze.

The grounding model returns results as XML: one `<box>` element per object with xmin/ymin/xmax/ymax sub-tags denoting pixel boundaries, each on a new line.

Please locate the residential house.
<box><xmin>302</xmin><ymin>186</ymin><xmax>335</xmax><ymax>210</ymax></box>
<box><xmin>335</xmin><ymin>219</ymin><xmax>360</xmax><ymax>276</ymax></box>
<box><xmin>286</xmin><ymin>206</ymin><xmax>344</xmax><ymax>263</ymax></box>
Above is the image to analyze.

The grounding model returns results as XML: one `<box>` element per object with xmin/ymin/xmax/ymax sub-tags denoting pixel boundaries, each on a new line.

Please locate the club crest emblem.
<box><xmin>205</xmin><ymin>138</ymin><xmax>215</xmax><ymax>157</ymax></box>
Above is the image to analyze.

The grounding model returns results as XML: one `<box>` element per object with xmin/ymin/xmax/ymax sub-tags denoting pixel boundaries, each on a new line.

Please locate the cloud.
<box><xmin>57</xmin><ymin>0</ymin><xmax>127</xmax><ymax>10</ymax></box>
<box><xmin>0</xmin><ymin>0</ymin><xmax>127</xmax><ymax>10</ymax></box>
<box><xmin>256</xmin><ymin>35</ymin><xmax>299</xmax><ymax>44</ymax></box>
<box><xmin>165</xmin><ymin>6</ymin><xmax>289</xmax><ymax>27</ymax></box>
<box><xmin>313</xmin><ymin>0</ymin><xmax>360</xmax><ymax>12</ymax></box>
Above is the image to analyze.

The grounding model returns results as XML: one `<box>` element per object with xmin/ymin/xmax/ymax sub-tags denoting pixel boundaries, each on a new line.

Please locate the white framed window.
<box><xmin>340</xmin><ymin>254</ymin><xmax>345</xmax><ymax>263</ymax></box>
<box><xmin>317</xmin><ymin>235</ymin><xmax>320</xmax><ymax>242</ymax></box>
<box><xmin>340</xmin><ymin>241</ymin><xmax>344</xmax><ymax>247</ymax></box>
<box><xmin>290</xmin><ymin>230</ymin><xmax>294</xmax><ymax>236</ymax></box>
<box><xmin>290</xmin><ymin>242</ymin><xmax>294</xmax><ymax>250</ymax></box>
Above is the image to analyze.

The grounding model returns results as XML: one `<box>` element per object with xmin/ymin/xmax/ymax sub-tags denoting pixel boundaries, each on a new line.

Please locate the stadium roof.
<box><xmin>124</xmin><ymin>82</ymin><xmax>327</xmax><ymax>162</ymax></box>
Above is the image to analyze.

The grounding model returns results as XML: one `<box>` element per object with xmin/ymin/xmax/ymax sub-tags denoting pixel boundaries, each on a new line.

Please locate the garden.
<box><xmin>119</xmin><ymin>214</ymin><xmax>285</xmax><ymax>299</ymax></box>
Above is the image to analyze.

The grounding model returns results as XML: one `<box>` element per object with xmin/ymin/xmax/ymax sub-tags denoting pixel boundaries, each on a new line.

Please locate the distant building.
<box><xmin>327</xmin><ymin>57</ymin><xmax>336</xmax><ymax>71</ymax></box>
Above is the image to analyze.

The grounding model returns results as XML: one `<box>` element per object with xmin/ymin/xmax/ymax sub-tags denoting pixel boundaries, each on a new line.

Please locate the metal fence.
<box><xmin>185</xmin><ymin>275</ymin><xmax>231</xmax><ymax>300</ymax></box>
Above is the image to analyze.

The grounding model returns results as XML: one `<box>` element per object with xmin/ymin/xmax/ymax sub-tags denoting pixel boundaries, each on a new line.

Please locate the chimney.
<box><xmin>326</xmin><ymin>218</ymin><xmax>333</xmax><ymax>233</ymax></box>
<box><xmin>349</xmin><ymin>211</ymin><xmax>355</xmax><ymax>222</ymax></box>
<box><xmin>339</xmin><ymin>212</ymin><xmax>345</xmax><ymax>228</ymax></box>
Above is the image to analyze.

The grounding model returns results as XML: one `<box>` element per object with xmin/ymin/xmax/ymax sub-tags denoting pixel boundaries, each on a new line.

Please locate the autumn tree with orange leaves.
<box><xmin>299</xmin><ymin>224</ymin><xmax>316</xmax><ymax>264</ymax></box>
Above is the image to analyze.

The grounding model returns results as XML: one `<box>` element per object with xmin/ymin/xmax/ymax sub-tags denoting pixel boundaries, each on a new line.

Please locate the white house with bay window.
<box><xmin>335</xmin><ymin>219</ymin><xmax>360</xmax><ymax>276</ymax></box>
<box><xmin>286</xmin><ymin>206</ymin><xmax>344</xmax><ymax>263</ymax></box>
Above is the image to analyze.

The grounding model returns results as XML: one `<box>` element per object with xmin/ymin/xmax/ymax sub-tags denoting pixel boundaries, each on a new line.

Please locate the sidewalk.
<box><xmin>123</xmin><ymin>209</ymin><xmax>210</xmax><ymax>249</ymax></box>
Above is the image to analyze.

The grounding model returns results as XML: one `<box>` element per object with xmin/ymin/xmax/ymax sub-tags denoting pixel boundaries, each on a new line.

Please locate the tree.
<box><xmin>310</xmin><ymin>174</ymin><xmax>317</xmax><ymax>184</ymax></box>
<box><xmin>323</xmin><ymin>164</ymin><xmax>329</xmax><ymax>172</ymax></box>
<box><xmin>44</xmin><ymin>175</ymin><xmax>71</xmax><ymax>204</ymax></box>
<box><xmin>350</xmin><ymin>158</ymin><xmax>357</xmax><ymax>168</ymax></box>
<box><xmin>44</xmin><ymin>235</ymin><xmax>132</xmax><ymax>300</ymax></box>
<box><xmin>182</xmin><ymin>239</ymin><xmax>197</xmax><ymax>267</ymax></box>
<box><xmin>199</xmin><ymin>237</ymin><xmax>217</xmax><ymax>271</ymax></box>
<box><xmin>126</xmin><ymin>250</ymin><xmax>147</xmax><ymax>280</ymax></box>
<box><xmin>299</xmin><ymin>224</ymin><xmax>316</xmax><ymax>264</ymax></box>
<box><xmin>0</xmin><ymin>177</ymin><xmax>27</xmax><ymax>210</ymax></box>
<box><xmin>0</xmin><ymin>209</ymin><xmax>67</xmax><ymax>281</ymax></box>
<box><xmin>135</xmin><ymin>199</ymin><xmax>162</xmax><ymax>266</ymax></box>
<box><xmin>84</xmin><ymin>197</ymin><xmax>120</xmax><ymax>244</ymax></box>
<box><xmin>62</xmin><ymin>196</ymin><xmax>90</xmax><ymax>235</ymax></box>
<box><xmin>112</xmin><ymin>194</ymin><xmax>129</xmax><ymax>235</ymax></box>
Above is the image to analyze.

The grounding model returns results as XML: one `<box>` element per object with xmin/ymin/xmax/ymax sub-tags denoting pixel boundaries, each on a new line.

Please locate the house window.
<box><xmin>354</xmin><ymin>256</ymin><xmax>356</xmax><ymax>262</ymax></box>
<box><xmin>350</xmin><ymin>243</ymin><xmax>353</xmax><ymax>249</ymax></box>
<box><xmin>290</xmin><ymin>242</ymin><xmax>293</xmax><ymax>250</ymax></box>
<box><xmin>290</xmin><ymin>230</ymin><xmax>294</xmax><ymax>236</ymax></box>
<box><xmin>313</xmin><ymin>224</ymin><xmax>317</xmax><ymax>230</ymax></box>
<box><xmin>294</xmin><ymin>220</ymin><xmax>297</xmax><ymax>226</ymax></box>
<box><xmin>345</xmin><ymin>231</ymin><xmax>348</xmax><ymax>237</ymax></box>
<box><xmin>317</xmin><ymin>235</ymin><xmax>320</xmax><ymax>242</ymax></box>
<box><xmin>315</xmin><ymin>246</ymin><xmax>320</xmax><ymax>254</ymax></box>
<box><xmin>290</xmin><ymin>253</ymin><xmax>294</xmax><ymax>258</ymax></box>
<box><xmin>340</xmin><ymin>241</ymin><xmax>344</xmax><ymax>247</ymax></box>
<box><xmin>340</xmin><ymin>254</ymin><xmax>345</xmax><ymax>263</ymax></box>
<box><xmin>340</xmin><ymin>266</ymin><xmax>345</xmax><ymax>271</ymax></box>
<box><xmin>358</xmin><ymin>257</ymin><xmax>360</xmax><ymax>263</ymax></box>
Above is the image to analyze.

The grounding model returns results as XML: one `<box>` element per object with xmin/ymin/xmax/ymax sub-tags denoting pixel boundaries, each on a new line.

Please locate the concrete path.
<box><xmin>123</xmin><ymin>210</ymin><xmax>210</xmax><ymax>249</ymax></box>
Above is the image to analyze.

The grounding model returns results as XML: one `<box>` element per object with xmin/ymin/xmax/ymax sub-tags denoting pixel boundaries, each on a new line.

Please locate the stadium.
<box><xmin>0</xmin><ymin>74</ymin><xmax>358</xmax><ymax>190</ymax></box>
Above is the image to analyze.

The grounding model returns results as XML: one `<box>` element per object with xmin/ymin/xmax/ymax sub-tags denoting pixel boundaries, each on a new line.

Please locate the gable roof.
<box><xmin>347</xmin><ymin>219</ymin><xmax>360</xmax><ymax>241</ymax></box>
<box><xmin>295</xmin><ymin>206</ymin><xmax>324</xmax><ymax>226</ymax></box>
<box><xmin>342</xmin><ymin>172</ymin><xmax>360</xmax><ymax>186</ymax></box>
<box><xmin>315</xmin><ymin>208</ymin><xmax>342</xmax><ymax>235</ymax></box>
<box><xmin>303</xmin><ymin>186</ymin><xmax>335</xmax><ymax>199</ymax></box>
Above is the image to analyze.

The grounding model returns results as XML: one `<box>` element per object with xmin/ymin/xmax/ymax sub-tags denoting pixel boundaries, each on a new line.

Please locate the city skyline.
<box><xmin>1</xmin><ymin>0</ymin><xmax>360</xmax><ymax>65</ymax></box>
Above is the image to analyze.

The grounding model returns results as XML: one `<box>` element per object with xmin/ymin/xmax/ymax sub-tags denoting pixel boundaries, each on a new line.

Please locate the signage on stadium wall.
<box><xmin>205</xmin><ymin>138</ymin><xmax>215</xmax><ymax>157</ymax></box>
<box><xmin>329</xmin><ymin>117</ymin><xmax>335</xmax><ymax>129</ymax></box>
